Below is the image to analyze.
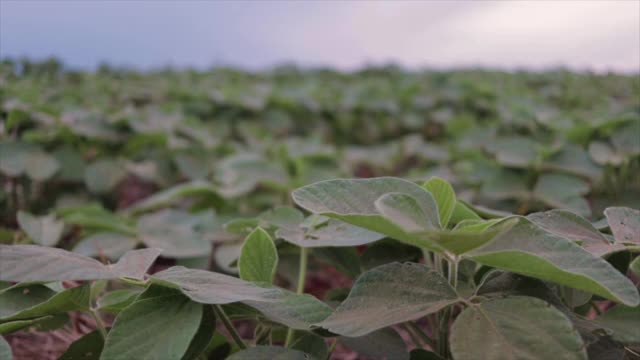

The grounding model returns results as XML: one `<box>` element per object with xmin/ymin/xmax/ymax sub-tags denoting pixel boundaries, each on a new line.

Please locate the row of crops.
<box><xmin>0</xmin><ymin>59</ymin><xmax>639</xmax><ymax>359</ymax></box>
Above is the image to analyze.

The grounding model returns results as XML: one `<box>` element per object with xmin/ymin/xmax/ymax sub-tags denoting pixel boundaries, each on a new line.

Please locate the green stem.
<box><xmin>213</xmin><ymin>305</ymin><xmax>247</xmax><ymax>349</ymax></box>
<box><xmin>285</xmin><ymin>247</ymin><xmax>309</xmax><ymax>347</ymax></box>
<box><xmin>326</xmin><ymin>339</ymin><xmax>338</xmax><ymax>360</ymax></box>
<box><xmin>90</xmin><ymin>309</ymin><xmax>108</xmax><ymax>339</ymax></box>
<box><xmin>448</xmin><ymin>257</ymin><xmax>458</xmax><ymax>289</ymax></box>
<box><xmin>402</xmin><ymin>323</ymin><xmax>425</xmax><ymax>347</ymax></box>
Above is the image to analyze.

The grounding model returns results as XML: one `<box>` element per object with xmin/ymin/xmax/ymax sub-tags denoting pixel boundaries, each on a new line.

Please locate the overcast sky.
<box><xmin>1</xmin><ymin>0</ymin><xmax>639</xmax><ymax>72</ymax></box>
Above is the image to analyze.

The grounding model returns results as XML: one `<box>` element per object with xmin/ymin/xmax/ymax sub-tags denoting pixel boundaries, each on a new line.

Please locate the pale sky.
<box><xmin>1</xmin><ymin>0</ymin><xmax>639</xmax><ymax>72</ymax></box>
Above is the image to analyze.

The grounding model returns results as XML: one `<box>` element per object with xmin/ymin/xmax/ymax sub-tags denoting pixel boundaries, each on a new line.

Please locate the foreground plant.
<box><xmin>1</xmin><ymin>177</ymin><xmax>639</xmax><ymax>359</ymax></box>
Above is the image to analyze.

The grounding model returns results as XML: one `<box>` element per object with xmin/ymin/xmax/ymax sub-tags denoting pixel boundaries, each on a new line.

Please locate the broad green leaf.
<box><xmin>238</xmin><ymin>228</ymin><xmax>278</xmax><ymax>284</ymax></box>
<box><xmin>59</xmin><ymin>329</ymin><xmax>104</xmax><ymax>360</ymax></box>
<box><xmin>17</xmin><ymin>211</ymin><xmax>64</xmax><ymax>246</ymax></box>
<box><xmin>486</xmin><ymin>136</ymin><xmax>538</xmax><ymax>168</ymax></box>
<box><xmin>126</xmin><ymin>180</ymin><xmax>222</xmax><ymax>215</ymax></box>
<box><xmin>595</xmin><ymin>305</ymin><xmax>640</xmax><ymax>344</ymax></box>
<box><xmin>53</xmin><ymin>146</ymin><xmax>86</xmax><ymax>182</ymax></box>
<box><xmin>450</xmin><ymin>297</ymin><xmax>587</xmax><ymax>360</ymax></box>
<box><xmin>215</xmin><ymin>153</ymin><xmax>288</xmax><ymax>198</ymax></box>
<box><xmin>84</xmin><ymin>159</ymin><xmax>126</xmax><ymax>193</ymax></box>
<box><xmin>137</xmin><ymin>209</ymin><xmax>211</xmax><ymax>258</ymax></box>
<box><xmin>375</xmin><ymin>192</ymin><xmax>436</xmax><ymax>232</ymax></box>
<box><xmin>605</xmin><ymin>207</ymin><xmax>640</xmax><ymax>244</ymax></box>
<box><xmin>182</xmin><ymin>305</ymin><xmax>216</xmax><ymax>360</ymax></box>
<box><xmin>226</xmin><ymin>346</ymin><xmax>308</xmax><ymax>360</ymax></box>
<box><xmin>290</xmin><ymin>331</ymin><xmax>328</xmax><ymax>360</ymax></box>
<box><xmin>449</xmin><ymin>201</ymin><xmax>481</xmax><ymax>225</ymax></box>
<box><xmin>72</xmin><ymin>232</ymin><xmax>138</xmax><ymax>261</ymax></box>
<box><xmin>466</xmin><ymin>218</ymin><xmax>640</xmax><ymax>306</ymax></box>
<box><xmin>360</xmin><ymin>240</ymin><xmax>421</xmax><ymax>271</ymax></box>
<box><xmin>527</xmin><ymin>210</ymin><xmax>609</xmax><ymax>244</ymax></box>
<box><xmin>533</xmin><ymin>174</ymin><xmax>591</xmax><ymax>216</ymax></box>
<box><xmin>259</xmin><ymin>207</ymin><xmax>305</xmax><ymax>229</ymax></box>
<box><xmin>422</xmin><ymin>177</ymin><xmax>456</xmax><ymax>228</ymax></box>
<box><xmin>340</xmin><ymin>328</ymin><xmax>409</xmax><ymax>360</ymax></box>
<box><xmin>0</xmin><ymin>245</ymin><xmax>161</xmax><ymax>282</ymax></box>
<box><xmin>319</xmin><ymin>262</ymin><xmax>459</xmax><ymax>336</ymax></box>
<box><xmin>101</xmin><ymin>287</ymin><xmax>203</xmax><ymax>360</ymax></box>
<box><xmin>292</xmin><ymin>177</ymin><xmax>442</xmax><ymax>250</ymax></box>
<box><xmin>0</xmin><ymin>283</ymin><xmax>90</xmax><ymax>322</ymax></box>
<box><xmin>0</xmin><ymin>336</ymin><xmax>11</xmax><ymax>359</ymax></box>
<box><xmin>152</xmin><ymin>267</ymin><xmax>331</xmax><ymax>330</ymax></box>
<box><xmin>97</xmin><ymin>289</ymin><xmax>141</xmax><ymax>313</ymax></box>
<box><xmin>275</xmin><ymin>215</ymin><xmax>384</xmax><ymax>248</ymax></box>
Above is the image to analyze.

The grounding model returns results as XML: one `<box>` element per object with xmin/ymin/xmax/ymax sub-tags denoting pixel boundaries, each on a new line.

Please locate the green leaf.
<box><xmin>290</xmin><ymin>331</ymin><xmax>328</xmax><ymax>360</ymax></box>
<box><xmin>61</xmin><ymin>206</ymin><xmax>137</xmax><ymax>236</ymax></box>
<box><xmin>527</xmin><ymin>210</ymin><xmax>609</xmax><ymax>244</ymax></box>
<box><xmin>101</xmin><ymin>287</ymin><xmax>203</xmax><ymax>360</ymax></box>
<box><xmin>450</xmin><ymin>297</ymin><xmax>587</xmax><ymax>360</ymax></box>
<box><xmin>449</xmin><ymin>201</ymin><xmax>481</xmax><ymax>225</ymax></box>
<box><xmin>17</xmin><ymin>211</ymin><xmax>65</xmax><ymax>246</ymax></box>
<box><xmin>238</xmin><ymin>228</ymin><xmax>278</xmax><ymax>284</ymax></box>
<box><xmin>151</xmin><ymin>267</ymin><xmax>332</xmax><ymax>330</ymax></box>
<box><xmin>340</xmin><ymin>328</ymin><xmax>409</xmax><ymax>360</ymax></box>
<box><xmin>137</xmin><ymin>209</ymin><xmax>212</xmax><ymax>258</ymax></box>
<box><xmin>125</xmin><ymin>180</ymin><xmax>222</xmax><ymax>215</ymax></box>
<box><xmin>0</xmin><ymin>316</ymin><xmax>58</xmax><ymax>335</ymax></box>
<box><xmin>275</xmin><ymin>215</ymin><xmax>384</xmax><ymax>248</ymax></box>
<box><xmin>0</xmin><ymin>283</ymin><xmax>90</xmax><ymax>322</ymax></box>
<box><xmin>466</xmin><ymin>218</ymin><xmax>640</xmax><ymax>306</ymax></box>
<box><xmin>72</xmin><ymin>232</ymin><xmax>138</xmax><ymax>261</ymax></box>
<box><xmin>0</xmin><ymin>336</ymin><xmax>12</xmax><ymax>360</ymax></box>
<box><xmin>0</xmin><ymin>245</ymin><xmax>161</xmax><ymax>282</ymax></box>
<box><xmin>226</xmin><ymin>346</ymin><xmax>309</xmax><ymax>360</ymax></box>
<box><xmin>292</xmin><ymin>177</ymin><xmax>441</xmax><ymax>250</ymax></box>
<box><xmin>595</xmin><ymin>305</ymin><xmax>640</xmax><ymax>344</ymax></box>
<box><xmin>422</xmin><ymin>177</ymin><xmax>456</xmax><ymax>228</ymax></box>
<box><xmin>97</xmin><ymin>289</ymin><xmax>141</xmax><ymax>313</ymax></box>
<box><xmin>533</xmin><ymin>174</ymin><xmax>591</xmax><ymax>216</ymax></box>
<box><xmin>59</xmin><ymin>329</ymin><xmax>104</xmax><ymax>360</ymax></box>
<box><xmin>312</xmin><ymin>247</ymin><xmax>361</xmax><ymax>278</ymax></box>
<box><xmin>182</xmin><ymin>305</ymin><xmax>216</xmax><ymax>360</ymax></box>
<box><xmin>84</xmin><ymin>159</ymin><xmax>126</xmax><ymax>194</ymax></box>
<box><xmin>319</xmin><ymin>262</ymin><xmax>459</xmax><ymax>336</ymax></box>
<box><xmin>605</xmin><ymin>207</ymin><xmax>640</xmax><ymax>244</ymax></box>
<box><xmin>630</xmin><ymin>256</ymin><xmax>640</xmax><ymax>277</ymax></box>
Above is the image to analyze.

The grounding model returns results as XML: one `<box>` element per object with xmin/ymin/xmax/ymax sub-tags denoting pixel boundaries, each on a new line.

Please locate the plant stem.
<box><xmin>406</xmin><ymin>321</ymin><xmax>435</xmax><ymax>349</ymax></box>
<box><xmin>447</xmin><ymin>257</ymin><xmax>458</xmax><ymax>289</ymax></box>
<box><xmin>213</xmin><ymin>305</ymin><xmax>247</xmax><ymax>350</ymax></box>
<box><xmin>326</xmin><ymin>339</ymin><xmax>338</xmax><ymax>360</ymax></box>
<box><xmin>402</xmin><ymin>323</ymin><xmax>425</xmax><ymax>347</ymax></box>
<box><xmin>285</xmin><ymin>247</ymin><xmax>309</xmax><ymax>347</ymax></box>
<box><xmin>90</xmin><ymin>309</ymin><xmax>108</xmax><ymax>339</ymax></box>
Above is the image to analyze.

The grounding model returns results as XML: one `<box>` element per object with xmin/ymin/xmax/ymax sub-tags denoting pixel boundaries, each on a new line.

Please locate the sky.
<box><xmin>1</xmin><ymin>0</ymin><xmax>639</xmax><ymax>72</ymax></box>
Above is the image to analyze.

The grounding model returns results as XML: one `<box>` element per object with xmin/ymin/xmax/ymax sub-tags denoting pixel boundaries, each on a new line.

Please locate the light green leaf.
<box><xmin>466</xmin><ymin>218</ymin><xmax>640</xmax><ymax>306</ymax></box>
<box><xmin>61</xmin><ymin>206</ymin><xmax>137</xmax><ymax>236</ymax></box>
<box><xmin>125</xmin><ymin>180</ymin><xmax>222</xmax><ymax>215</ymax></box>
<box><xmin>17</xmin><ymin>211</ymin><xmax>64</xmax><ymax>246</ymax></box>
<box><xmin>0</xmin><ymin>315</ymin><xmax>57</xmax><ymax>335</ymax></box>
<box><xmin>0</xmin><ymin>245</ymin><xmax>161</xmax><ymax>282</ymax></box>
<box><xmin>0</xmin><ymin>283</ymin><xmax>90</xmax><ymax>322</ymax></box>
<box><xmin>605</xmin><ymin>207</ymin><xmax>640</xmax><ymax>244</ymax></box>
<box><xmin>97</xmin><ymin>289</ymin><xmax>141</xmax><ymax>313</ymax></box>
<box><xmin>238</xmin><ymin>228</ymin><xmax>278</xmax><ymax>284</ymax></box>
<box><xmin>226</xmin><ymin>346</ymin><xmax>308</xmax><ymax>360</ymax></box>
<box><xmin>422</xmin><ymin>177</ymin><xmax>456</xmax><ymax>228</ymax></box>
<box><xmin>630</xmin><ymin>257</ymin><xmax>640</xmax><ymax>277</ymax></box>
<box><xmin>101</xmin><ymin>287</ymin><xmax>203</xmax><ymax>360</ymax></box>
<box><xmin>450</xmin><ymin>297</ymin><xmax>587</xmax><ymax>360</ymax></box>
<box><xmin>319</xmin><ymin>262</ymin><xmax>459</xmax><ymax>336</ymax></box>
<box><xmin>292</xmin><ymin>177</ymin><xmax>441</xmax><ymax>250</ymax></box>
<box><xmin>449</xmin><ymin>201</ymin><xmax>481</xmax><ymax>225</ymax></box>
